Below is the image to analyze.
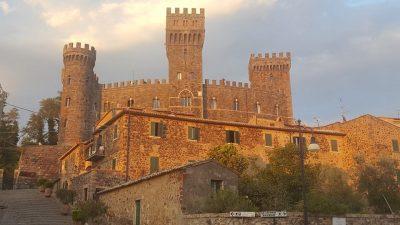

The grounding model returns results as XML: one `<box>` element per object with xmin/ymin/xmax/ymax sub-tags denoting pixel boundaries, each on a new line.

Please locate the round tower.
<box><xmin>58</xmin><ymin>42</ymin><xmax>100</xmax><ymax>146</ymax></box>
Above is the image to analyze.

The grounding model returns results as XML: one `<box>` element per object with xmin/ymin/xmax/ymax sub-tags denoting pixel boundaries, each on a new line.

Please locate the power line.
<box><xmin>4</xmin><ymin>102</ymin><xmax>36</xmax><ymax>113</ymax></box>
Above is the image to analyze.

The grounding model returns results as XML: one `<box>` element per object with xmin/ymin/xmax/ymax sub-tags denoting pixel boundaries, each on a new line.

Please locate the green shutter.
<box><xmin>135</xmin><ymin>200</ymin><xmax>141</xmax><ymax>225</ymax></box>
<box><xmin>150</xmin><ymin>122</ymin><xmax>156</xmax><ymax>136</ymax></box>
<box><xmin>265</xmin><ymin>134</ymin><xmax>273</xmax><ymax>146</ymax></box>
<box><xmin>392</xmin><ymin>139</ymin><xmax>399</xmax><ymax>152</ymax></box>
<box><xmin>160</xmin><ymin>124</ymin><xmax>166</xmax><ymax>137</ymax></box>
<box><xmin>188</xmin><ymin>127</ymin><xmax>193</xmax><ymax>140</ymax></box>
<box><xmin>234</xmin><ymin>131</ymin><xmax>240</xmax><ymax>144</ymax></box>
<box><xmin>150</xmin><ymin>157</ymin><xmax>159</xmax><ymax>173</ymax></box>
<box><xmin>195</xmin><ymin>127</ymin><xmax>200</xmax><ymax>140</ymax></box>
<box><xmin>225</xmin><ymin>131</ymin><xmax>230</xmax><ymax>143</ymax></box>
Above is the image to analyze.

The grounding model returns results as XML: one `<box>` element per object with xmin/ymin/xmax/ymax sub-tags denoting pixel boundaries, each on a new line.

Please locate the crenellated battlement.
<box><xmin>102</xmin><ymin>79</ymin><xmax>169</xmax><ymax>89</ymax></box>
<box><xmin>63</xmin><ymin>42</ymin><xmax>96</xmax><ymax>67</ymax></box>
<box><xmin>204</xmin><ymin>79</ymin><xmax>250</xmax><ymax>89</ymax></box>
<box><xmin>249</xmin><ymin>52</ymin><xmax>291</xmax><ymax>72</ymax></box>
<box><xmin>167</xmin><ymin>7</ymin><xmax>204</xmax><ymax>16</ymax></box>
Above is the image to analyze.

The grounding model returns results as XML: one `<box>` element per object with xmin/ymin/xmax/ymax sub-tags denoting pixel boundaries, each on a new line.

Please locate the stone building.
<box><xmin>58</xmin><ymin>7</ymin><xmax>294</xmax><ymax>148</ymax></box>
<box><xmin>98</xmin><ymin>160</ymin><xmax>238</xmax><ymax>225</ymax></box>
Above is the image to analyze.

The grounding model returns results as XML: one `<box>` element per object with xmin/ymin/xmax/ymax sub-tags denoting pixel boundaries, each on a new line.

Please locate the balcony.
<box><xmin>86</xmin><ymin>146</ymin><xmax>105</xmax><ymax>161</ymax></box>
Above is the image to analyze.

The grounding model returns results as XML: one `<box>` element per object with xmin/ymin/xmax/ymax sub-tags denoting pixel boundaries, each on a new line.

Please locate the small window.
<box><xmin>226</xmin><ymin>130</ymin><xmax>240</xmax><ymax>144</ymax></box>
<box><xmin>177</xmin><ymin>72</ymin><xmax>182</xmax><ymax>80</ymax></box>
<box><xmin>150</xmin><ymin>157</ymin><xmax>159</xmax><ymax>173</ymax></box>
<box><xmin>180</xmin><ymin>97</ymin><xmax>191</xmax><ymax>107</ymax></box>
<box><xmin>67</xmin><ymin>76</ymin><xmax>71</xmax><ymax>85</ymax></box>
<box><xmin>293</xmin><ymin>136</ymin><xmax>306</xmax><ymax>147</ymax></box>
<box><xmin>233</xmin><ymin>98</ymin><xmax>239</xmax><ymax>111</ymax></box>
<box><xmin>256</xmin><ymin>102</ymin><xmax>261</xmax><ymax>114</ymax></box>
<box><xmin>152</xmin><ymin>97</ymin><xmax>160</xmax><ymax>109</ymax></box>
<box><xmin>211</xmin><ymin>180</ymin><xmax>223</xmax><ymax>194</ymax></box>
<box><xmin>127</xmin><ymin>98</ymin><xmax>134</xmax><ymax>108</ymax></box>
<box><xmin>150</xmin><ymin>122</ymin><xmax>165</xmax><ymax>137</ymax></box>
<box><xmin>265</xmin><ymin>133</ymin><xmax>273</xmax><ymax>147</ymax></box>
<box><xmin>188</xmin><ymin>127</ymin><xmax>200</xmax><ymax>141</ymax></box>
<box><xmin>210</xmin><ymin>97</ymin><xmax>217</xmax><ymax>110</ymax></box>
<box><xmin>113</xmin><ymin>125</ymin><xmax>118</xmax><ymax>140</ymax></box>
<box><xmin>65</xmin><ymin>97</ymin><xmax>71</xmax><ymax>107</ymax></box>
<box><xmin>392</xmin><ymin>139</ymin><xmax>399</xmax><ymax>152</ymax></box>
<box><xmin>331</xmin><ymin>140</ymin><xmax>339</xmax><ymax>151</ymax></box>
<box><xmin>112</xmin><ymin>158</ymin><xmax>117</xmax><ymax>170</ymax></box>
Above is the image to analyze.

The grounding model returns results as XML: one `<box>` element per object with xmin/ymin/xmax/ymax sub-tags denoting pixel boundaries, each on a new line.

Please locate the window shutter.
<box><xmin>160</xmin><ymin>123</ymin><xmax>166</xmax><ymax>137</ymax></box>
<box><xmin>150</xmin><ymin>157</ymin><xmax>159</xmax><ymax>173</ymax></box>
<box><xmin>188</xmin><ymin>127</ymin><xmax>192</xmax><ymax>139</ymax></box>
<box><xmin>235</xmin><ymin>131</ymin><xmax>240</xmax><ymax>144</ymax></box>
<box><xmin>331</xmin><ymin>140</ymin><xmax>338</xmax><ymax>151</ymax></box>
<box><xmin>265</xmin><ymin>134</ymin><xmax>273</xmax><ymax>146</ymax></box>
<box><xmin>151</xmin><ymin>122</ymin><xmax>156</xmax><ymax>136</ymax></box>
<box><xmin>225</xmin><ymin>131</ymin><xmax>230</xmax><ymax>143</ymax></box>
<box><xmin>392</xmin><ymin>139</ymin><xmax>399</xmax><ymax>152</ymax></box>
<box><xmin>195</xmin><ymin>127</ymin><xmax>200</xmax><ymax>140</ymax></box>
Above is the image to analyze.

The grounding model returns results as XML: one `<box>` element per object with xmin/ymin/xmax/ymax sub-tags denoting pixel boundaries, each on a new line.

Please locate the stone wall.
<box><xmin>183</xmin><ymin>213</ymin><xmax>400</xmax><ymax>225</ymax></box>
<box><xmin>15</xmin><ymin>145</ymin><xmax>68</xmax><ymax>188</ymax></box>
<box><xmin>98</xmin><ymin>170</ymin><xmax>184</xmax><ymax>225</ymax></box>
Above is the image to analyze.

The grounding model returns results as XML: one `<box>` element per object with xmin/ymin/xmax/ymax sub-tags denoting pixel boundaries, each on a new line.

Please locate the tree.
<box><xmin>21</xmin><ymin>96</ymin><xmax>60</xmax><ymax>146</ymax></box>
<box><xmin>307</xmin><ymin>166</ymin><xmax>365</xmax><ymax>214</ymax></box>
<box><xmin>39</xmin><ymin>97</ymin><xmax>60</xmax><ymax>145</ymax></box>
<box><xmin>0</xmin><ymin>85</ymin><xmax>20</xmax><ymax>189</ymax></box>
<box><xmin>358</xmin><ymin>157</ymin><xmax>400</xmax><ymax>213</ymax></box>
<box><xmin>21</xmin><ymin>113</ymin><xmax>44</xmax><ymax>145</ymax></box>
<box><xmin>208</xmin><ymin>144</ymin><xmax>249</xmax><ymax>175</ymax></box>
<box><xmin>239</xmin><ymin>144</ymin><xmax>320</xmax><ymax>211</ymax></box>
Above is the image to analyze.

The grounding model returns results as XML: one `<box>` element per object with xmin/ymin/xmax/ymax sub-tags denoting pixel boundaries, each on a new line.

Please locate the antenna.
<box><xmin>339</xmin><ymin>98</ymin><xmax>348</xmax><ymax>122</ymax></box>
<box><xmin>397</xmin><ymin>109</ymin><xmax>400</xmax><ymax>119</ymax></box>
<box><xmin>313</xmin><ymin>116</ymin><xmax>321</xmax><ymax>127</ymax></box>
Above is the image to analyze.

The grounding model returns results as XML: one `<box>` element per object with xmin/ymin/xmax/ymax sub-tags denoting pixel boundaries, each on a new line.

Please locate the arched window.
<box><xmin>174</xmin><ymin>33</ymin><xmax>177</xmax><ymax>43</ymax></box>
<box><xmin>67</xmin><ymin>76</ymin><xmax>71</xmax><ymax>85</ymax></box>
<box><xmin>65</xmin><ymin>97</ymin><xmax>71</xmax><ymax>107</ymax></box>
<box><xmin>170</xmin><ymin>33</ymin><xmax>173</xmax><ymax>43</ymax></box>
<box><xmin>153</xmin><ymin>97</ymin><xmax>160</xmax><ymax>109</ymax></box>
<box><xmin>177</xmin><ymin>72</ymin><xmax>182</xmax><ymax>80</ymax></box>
<box><xmin>211</xmin><ymin>97</ymin><xmax>217</xmax><ymax>110</ymax></box>
<box><xmin>256</xmin><ymin>102</ymin><xmax>261</xmax><ymax>114</ymax></box>
<box><xmin>127</xmin><ymin>98</ymin><xmax>134</xmax><ymax>108</ymax></box>
<box><xmin>198</xmin><ymin>33</ymin><xmax>201</xmax><ymax>43</ymax></box>
<box><xmin>184</xmin><ymin>34</ymin><xmax>187</xmax><ymax>44</ymax></box>
<box><xmin>233</xmin><ymin>98</ymin><xmax>239</xmax><ymax>111</ymax></box>
<box><xmin>188</xmin><ymin>34</ymin><xmax>191</xmax><ymax>43</ymax></box>
<box><xmin>179</xmin><ymin>89</ymin><xmax>193</xmax><ymax>107</ymax></box>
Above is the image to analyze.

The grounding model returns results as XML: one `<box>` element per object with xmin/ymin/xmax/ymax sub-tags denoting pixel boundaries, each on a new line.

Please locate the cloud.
<box><xmin>0</xmin><ymin>1</ymin><xmax>10</xmax><ymax>15</ymax></box>
<box><xmin>24</xmin><ymin>0</ymin><xmax>277</xmax><ymax>50</ymax></box>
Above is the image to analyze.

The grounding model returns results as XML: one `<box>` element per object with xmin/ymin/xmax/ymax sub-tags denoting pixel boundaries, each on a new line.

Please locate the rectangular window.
<box><xmin>188</xmin><ymin>127</ymin><xmax>200</xmax><ymax>141</ymax></box>
<box><xmin>112</xmin><ymin>158</ymin><xmax>117</xmax><ymax>170</ymax></box>
<box><xmin>265</xmin><ymin>133</ymin><xmax>273</xmax><ymax>146</ymax></box>
<box><xmin>392</xmin><ymin>139</ymin><xmax>399</xmax><ymax>152</ymax></box>
<box><xmin>152</xmin><ymin>98</ymin><xmax>160</xmax><ymax>109</ymax></box>
<box><xmin>293</xmin><ymin>136</ymin><xmax>306</xmax><ymax>147</ymax></box>
<box><xmin>65</xmin><ymin>97</ymin><xmax>71</xmax><ymax>107</ymax></box>
<box><xmin>150</xmin><ymin>157</ymin><xmax>159</xmax><ymax>173</ymax></box>
<box><xmin>135</xmin><ymin>200</ymin><xmax>141</xmax><ymax>225</ymax></box>
<box><xmin>150</xmin><ymin>122</ymin><xmax>165</xmax><ymax>137</ymax></box>
<box><xmin>211</xmin><ymin>180</ymin><xmax>223</xmax><ymax>194</ymax></box>
<box><xmin>226</xmin><ymin>130</ymin><xmax>240</xmax><ymax>144</ymax></box>
<box><xmin>331</xmin><ymin>139</ymin><xmax>339</xmax><ymax>151</ymax></box>
<box><xmin>113</xmin><ymin>125</ymin><xmax>118</xmax><ymax>140</ymax></box>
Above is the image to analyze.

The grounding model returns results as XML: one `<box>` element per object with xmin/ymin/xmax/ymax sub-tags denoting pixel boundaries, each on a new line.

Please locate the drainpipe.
<box><xmin>125</xmin><ymin>113</ymin><xmax>131</xmax><ymax>182</ymax></box>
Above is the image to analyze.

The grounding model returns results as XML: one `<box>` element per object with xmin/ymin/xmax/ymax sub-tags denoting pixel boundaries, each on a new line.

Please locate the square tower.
<box><xmin>166</xmin><ymin>8</ymin><xmax>205</xmax><ymax>116</ymax></box>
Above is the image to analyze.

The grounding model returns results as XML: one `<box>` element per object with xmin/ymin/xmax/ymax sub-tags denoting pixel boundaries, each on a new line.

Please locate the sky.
<box><xmin>0</xmin><ymin>0</ymin><xmax>399</xmax><ymax>127</ymax></box>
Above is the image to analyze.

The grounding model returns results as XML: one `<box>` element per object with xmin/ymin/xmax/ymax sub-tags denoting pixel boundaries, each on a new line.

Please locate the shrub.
<box><xmin>208</xmin><ymin>144</ymin><xmax>249</xmax><ymax>175</ymax></box>
<box><xmin>37</xmin><ymin>178</ymin><xmax>48</xmax><ymax>187</ymax></box>
<box><xmin>72</xmin><ymin>200</ymin><xmax>107</xmax><ymax>223</ymax></box>
<box><xmin>44</xmin><ymin>181</ymin><xmax>54</xmax><ymax>188</ymax></box>
<box><xmin>56</xmin><ymin>189</ymin><xmax>76</xmax><ymax>205</ymax></box>
<box><xmin>201</xmin><ymin>189</ymin><xmax>257</xmax><ymax>213</ymax></box>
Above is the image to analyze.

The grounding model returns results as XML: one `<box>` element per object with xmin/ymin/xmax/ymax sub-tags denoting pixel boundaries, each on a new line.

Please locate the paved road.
<box><xmin>0</xmin><ymin>189</ymin><xmax>72</xmax><ymax>225</ymax></box>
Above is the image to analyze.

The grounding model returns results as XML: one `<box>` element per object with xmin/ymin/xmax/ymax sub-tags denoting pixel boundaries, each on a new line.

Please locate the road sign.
<box><xmin>229</xmin><ymin>212</ymin><xmax>256</xmax><ymax>218</ymax></box>
<box><xmin>259</xmin><ymin>211</ymin><xmax>287</xmax><ymax>218</ymax></box>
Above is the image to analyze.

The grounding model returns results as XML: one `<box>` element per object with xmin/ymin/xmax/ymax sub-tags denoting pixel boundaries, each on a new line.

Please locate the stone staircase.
<box><xmin>0</xmin><ymin>189</ymin><xmax>73</xmax><ymax>225</ymax></box>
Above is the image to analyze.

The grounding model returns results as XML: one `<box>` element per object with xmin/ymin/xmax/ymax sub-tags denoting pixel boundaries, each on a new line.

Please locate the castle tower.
<box><xmin>59</xmin><ymin>42</ymin><xmax>100</xmax><ymax>146</ymax></box>
<box><xmin>166</xmin><ymin>7</ymin><xmax>205</xmax><ymax>116</ymax></box>
<box><xmin>249</xmin><ymin>52</ymin><xmax>293</xmax><ymax>122</ymax></box>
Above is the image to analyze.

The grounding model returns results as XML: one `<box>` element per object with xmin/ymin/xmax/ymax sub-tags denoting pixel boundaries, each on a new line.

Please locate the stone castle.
<box><xmin>14</xmin><ymin>7</ymin><xmax>400</xmax><ymax>224</ymax></box>
<box><xmin>58</xmin><ymin>7</ymin><xmax>293</xmax><ymax>147</ymax></box>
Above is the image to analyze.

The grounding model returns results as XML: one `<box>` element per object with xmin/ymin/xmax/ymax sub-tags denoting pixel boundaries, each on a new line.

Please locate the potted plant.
<box><xmin>44</xmin><ymin>181</ymin><xmax>54</xmax><ymax>197</ymax></box>
<box><xmin>56</xmin><ymin>189</ymin><xmax>76</xmax><ymax>215</ymax></box>
<box><xmin>72</xmin><ymin>200</ymin><xmax>107</xmax><ymax>225</ymax></box>
<box><xmin>37</xmin><ymin>178</ymin><xmax>48</xmax><ymax>193</ymax></box>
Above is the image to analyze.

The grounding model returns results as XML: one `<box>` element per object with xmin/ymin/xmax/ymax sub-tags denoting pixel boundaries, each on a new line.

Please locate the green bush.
<box><xmin>44</xmin><ymin>181</ymin><xmax>54</xmax><ymax>188</ymax></box>
<box><xmin>201</xmin><ymin>189</ymin><xmax>257</xmax><ymax>213</ymax></box>
<box><xmin>208</xmin><ymin>144</ymin><xmax>249</xmax><ymax>175</ymax></box>
<box><xmin>37</xmin><ymin>178</ymin><xmax>48</xmax><ymax>186</ymax></box>
<box><xmin>72</xmin><ymin>200</ymin><xmax>107</xmax><ymax>223</ymax></box>
<box><xmin>56</xmin><ymin>189</ymin><xmax>76</xmax><ymax>204</ymax></box>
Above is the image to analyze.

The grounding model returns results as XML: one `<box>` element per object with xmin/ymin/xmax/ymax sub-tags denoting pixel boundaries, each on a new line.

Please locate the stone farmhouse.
<box><xmin>13</xmin><ymin>7</ymin><xmax>400</xmax><ymax>223</ymax></box>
